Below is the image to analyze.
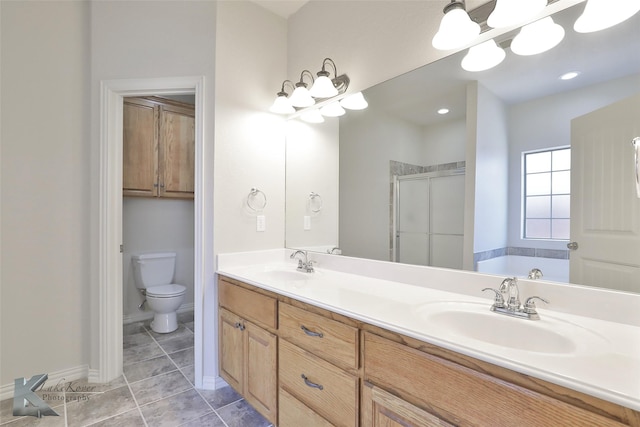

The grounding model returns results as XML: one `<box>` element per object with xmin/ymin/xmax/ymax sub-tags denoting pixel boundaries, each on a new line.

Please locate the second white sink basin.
<box><xmin>415</xmin><ymin>301</ymin><xmax>608</xmax><ymax>355</ymax></box>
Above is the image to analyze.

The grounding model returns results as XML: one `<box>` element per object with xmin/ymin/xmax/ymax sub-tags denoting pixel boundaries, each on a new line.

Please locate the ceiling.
<box><xmin>250</xmin><ymin>0</ymin><xmax>309</xmax><ymax>18</ymax></box>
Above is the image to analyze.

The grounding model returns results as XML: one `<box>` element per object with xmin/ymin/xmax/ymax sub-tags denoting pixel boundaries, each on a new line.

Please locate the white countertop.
<box><xmin>217</xmin><ymin>249</ymin><xmax>640</xmax><ymax>412</ymax></box>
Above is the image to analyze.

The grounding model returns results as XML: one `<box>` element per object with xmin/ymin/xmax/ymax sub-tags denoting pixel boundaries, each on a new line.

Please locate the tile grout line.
<box><xmin>145</xmin><ymin>324</ymin><xmax>231</xmax><ymax>427</ymax></box>
<box><xmin>122</xmin><ymin>370</ymin><xmax>149</xmax><ymax>427</ymax></box>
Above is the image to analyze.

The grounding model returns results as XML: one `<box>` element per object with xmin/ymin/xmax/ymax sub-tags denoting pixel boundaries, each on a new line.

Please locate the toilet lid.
<box><xmin>147</xmin><ymin>284</ymin><xmax>186</xmax><ymax>298</ymax></box>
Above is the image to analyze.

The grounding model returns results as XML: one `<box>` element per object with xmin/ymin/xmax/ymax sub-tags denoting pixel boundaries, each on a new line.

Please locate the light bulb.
<box><xmin>487</xmin><ymin>0</ymin><xmax>546</xmax><ymax>29</ymax></box>
<box><xmin>320</xmin><ymin>102</ymin><xmax>346</xmax><ymax>117</ymax></box>
<box><xmin>432</xmin><ymin>4</ymin><xmax>480</xmax><ymax>51</ymax></box>
<box><xmin>574</xmin><ymin>0</ymin><xmax>640</xmax><ymax>33</ymax></box>
<box><xmin>269</xmin><ymin>93</ymin><xmax>295</xmax><ymax>114</ymax></box>
<box><xmin>289</xmin><ymin>85</ymin><xmax>315</xmax><ymax>108</ymax></box>
<box><xmin>340</xmin><ymin>92</ymin><xmax>368</xmax><ymax>110</ymax></box>
<box><xmin>461</xmin><ymin>40</ymin><xmax>506</xmax><ymax>72</ymax></box>
<box><xmin>309</xmin><ymin>75</ymin><xmax>339</xmax><ymax>98</ymax></box>
<box><xmin>511</xmin><ymin>17</ymin><xmax>565</xmax><ymax>56</ymax></box>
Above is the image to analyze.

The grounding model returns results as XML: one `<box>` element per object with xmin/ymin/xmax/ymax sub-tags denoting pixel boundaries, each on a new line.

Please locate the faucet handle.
<box><xmin>482</xmin><ymin>288</ymin><xmax>506</xmax><ymax>308</ymax></box>
<box><xmin>523</xmin><ymin>296</ymin><xmax>549</xmax><ymax>314</ymax></box>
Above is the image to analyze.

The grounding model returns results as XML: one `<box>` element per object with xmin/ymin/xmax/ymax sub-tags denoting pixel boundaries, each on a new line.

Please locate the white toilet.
<box><xmin>132</xmin><ymin>252</ymin><xmax>186</xmax><ymax>333</ymax></box>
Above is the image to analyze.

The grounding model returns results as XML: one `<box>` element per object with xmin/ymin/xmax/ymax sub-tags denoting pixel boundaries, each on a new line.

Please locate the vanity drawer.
<box><xmin>363</xmin><ymin>332</ymin><xmax>627</xmax><ymax>427</ymax></box>
<box><xmin>279</xmin><ymin>387</ymin><xmax>335</xmax><ymax>427</ymax></box>
<box><xmin>279</xmin><ymin>339</ymin><xmax>358</xmax><ymax>427</ymax></box>
<box><xmin>218</xmin><ymin>279</ymin><xmax>277</xmax><ymax>329</ymax></box>
<box><xmin>279</xmin><ymin>303</ymin><xmax>358</xmax><ymax>370</ymax></box>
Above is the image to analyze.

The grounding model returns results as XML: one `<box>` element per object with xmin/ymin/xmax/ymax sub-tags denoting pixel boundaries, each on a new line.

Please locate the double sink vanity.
<box><xmin>216</xmin><ymin>249</ymin><xmax>640</xmax><ymax>426</ymax></box>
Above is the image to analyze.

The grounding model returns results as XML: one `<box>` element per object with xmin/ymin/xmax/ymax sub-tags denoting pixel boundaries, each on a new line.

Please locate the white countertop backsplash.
<box><xmin>216</xmin><ymin>248</ymin><xmax>640</xmax><ymax>411</ymax></box>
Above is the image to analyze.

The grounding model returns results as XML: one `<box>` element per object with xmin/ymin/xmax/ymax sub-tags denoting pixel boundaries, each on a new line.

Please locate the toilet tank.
<box><xmin>131</xmin><ymin>252</ymin><xmax>176</xmax><ymax>289</ymax></box>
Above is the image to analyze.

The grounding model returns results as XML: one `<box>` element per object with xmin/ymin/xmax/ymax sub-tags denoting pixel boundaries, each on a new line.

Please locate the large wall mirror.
<box><xmin>285</xmin><ymin>2</ymin><xmax>640</xmax><ymax>293</ymax></box>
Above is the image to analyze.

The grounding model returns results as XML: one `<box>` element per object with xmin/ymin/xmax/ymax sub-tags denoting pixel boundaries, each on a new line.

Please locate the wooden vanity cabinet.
<box><xmin>217</xmin><ymin>276</ymin><xmax>640</xmax><ymax>427</ymax></box>
<box><xmin>363</xmin><ymin>331</ymin><xmax>630</xmax><ymax>427</ymax></box>
<box><xmin>218</xmin><ymin>279</ymin><xmax>278</xmax><ymax>424</ymax></box>
<box><xmin>123</xmin><ymin>96</ymin><xmax>194</xmax><ymax>199</ymax></box>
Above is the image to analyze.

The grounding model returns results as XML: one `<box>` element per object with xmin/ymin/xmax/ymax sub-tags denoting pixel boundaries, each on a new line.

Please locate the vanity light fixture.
<box><xmin>487</xmin><ymin>0</ymin><xmax>546</xmax><ymax>29</ymax></box>
<box><xmin>574</xmin><ymin>0</ymin><xmax>640</xmax><ymax>33</ymax></box>
<box><xmin>511</xmin><ymin>16</ymin><xmax>565</xmax><ymax>56</ymax></box>
<box><xmin>437</xmin><ymin>108</ymin><xmax>450</xmax><ymax>115</ymax></box>
<box><xmin>300</xmin><ymin>109</ymin><xmax>325</xmax><ymax>123</ymax></box>
<box><xmin>340</xmin><ymin>92</ymin><xmax>368</xmax><ymax>110</ymax></box>
<box><xmin>320</xmin><ymin>102</ymin><xmax>346</xmax><ymax>117</ymax></box>
<box><xmin>289</xmin><ymin>70</ymin><xmax>316</xmax><ymax>108</ymax></box>
<box><xmin>432</xmin><ymin>1</ymin><xmax>481</xmax><ymax>51</ymax></box>
<box><xmin>461</xmin><ymin>39</ymin><xmax>506</xmax><ymax>72</ymax></box>
<box><xmin>269</xmin><ymin>80</ymin><xmax>296</xmax><ymax>114</ymax></box>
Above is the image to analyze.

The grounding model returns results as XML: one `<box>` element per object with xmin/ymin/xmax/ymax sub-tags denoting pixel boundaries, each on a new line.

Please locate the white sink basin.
<box><xmin>415</xmin><ymin>302</ymin><xmax>607</xmax><ymax>355</ymax></box>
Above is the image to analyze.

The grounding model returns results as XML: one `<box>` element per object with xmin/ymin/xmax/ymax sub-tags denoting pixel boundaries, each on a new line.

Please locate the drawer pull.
<box><xmin>301</xmin><ymin>374</ymin><xmax>324</xmax><ymax>390</ymax></box>
<box><xmin>234</xmin><ymin>322</ymin><xmax>245</xmax><ymax>331</ymax></box>
<box><xmin>301</xmin><ymin>325</ymin><xmax>323</xmax><ymax>338</ymax></box>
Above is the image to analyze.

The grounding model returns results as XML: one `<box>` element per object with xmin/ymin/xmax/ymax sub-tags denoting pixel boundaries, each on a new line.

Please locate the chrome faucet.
<box><xmin>483</xmin><ymin>277</ymin><xmax>548</xmax><ymax>320</ymax></box>
<box><xmin>327</xmin><ymin>247</ymin><xmax>341</xmax><ymax>255</ymax></box>
<box><xmin>290</xmin><ymin>250</ymin><xmax>314</xmax><ymax>273</ymax></box>
<box><xmin>528</xmin><ymin>268</ymin><xmax>543</xmax><ymax>280</ymax></box>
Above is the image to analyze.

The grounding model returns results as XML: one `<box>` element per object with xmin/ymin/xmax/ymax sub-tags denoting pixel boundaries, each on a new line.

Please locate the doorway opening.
<box><xmin>94</xmin><ymin>77</ymin><xmax>206</xmax><ymax>388</ymax></box>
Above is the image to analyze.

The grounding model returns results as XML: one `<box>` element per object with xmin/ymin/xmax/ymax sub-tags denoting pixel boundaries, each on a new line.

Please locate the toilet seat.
<box><xmin>146</xmin><ymin>284</ymin><xmax>186</xmax><ymax>298</ymax></box>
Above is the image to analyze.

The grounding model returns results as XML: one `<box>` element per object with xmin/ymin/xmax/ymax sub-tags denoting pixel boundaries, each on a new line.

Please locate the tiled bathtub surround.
<box><xmin>474</xmin><ymin>246</ymin><xmax>570</xmax><ymax>266</ymax></box>
<box><xmin>0</xmin><ymin>313</ymin><xmax>271</xmax><ymax>427</ymax></box>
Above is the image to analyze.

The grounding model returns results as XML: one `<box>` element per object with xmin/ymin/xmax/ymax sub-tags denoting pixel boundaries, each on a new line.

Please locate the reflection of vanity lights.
<box><xmin>434</xmin><ymin>0</ymin><xmax>640</xmax><ymax>73</ymax></box>
<box><xmin>320</xmin><ymin>102</ymin><xmax>346</xmax><ymax>117</ymax></box>
<box><xmin>461</xmin><ymin>39</ymin><xmax>506</xmax><ymax>72</ymax></box>
<box><xmin>339</xmin><ymin>92</ymin><xmax>368</xmax><ymax>110</ymax></box>
<box><xmin>560</xmin><ymin>71</ymin><xmax>580</xmax><ymax>80</ymax></box>
<box><xmin>574</xmin><ymin>0</ymin><xmax>640</xmax><ymax>33</ymax></box>
<box><xmin>437</xmin><ymin>108</ymin><xmax>450</xmax><ymax>115</ymax></box>
<box><xmin>511</xmin><ymin>17</ymin><xmax>565</xmax><ymax>56</ymax></box>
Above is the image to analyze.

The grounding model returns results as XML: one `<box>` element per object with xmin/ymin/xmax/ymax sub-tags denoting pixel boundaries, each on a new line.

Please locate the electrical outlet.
<box><xmin>257</xmin><ymin>215</ymin><xmax>266</xmax><ymax>232</ymax></box>
<box><xmin>304</xmin><ymin>215</ymin><xmax>311</xmax><ymax>230</ymax></box>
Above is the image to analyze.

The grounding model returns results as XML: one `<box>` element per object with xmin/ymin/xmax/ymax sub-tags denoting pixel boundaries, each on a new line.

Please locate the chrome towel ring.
<box><xmin>247</xmin><ymin>188</ymin><xmax>267</xmax><ymax>212</ymax></box>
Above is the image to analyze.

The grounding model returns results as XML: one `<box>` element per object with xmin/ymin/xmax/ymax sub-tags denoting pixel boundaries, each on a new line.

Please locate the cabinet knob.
<box><xmin>234</xmin><ymin>322</ymin><xmax>245</xmax><ymax>331</ymax></box>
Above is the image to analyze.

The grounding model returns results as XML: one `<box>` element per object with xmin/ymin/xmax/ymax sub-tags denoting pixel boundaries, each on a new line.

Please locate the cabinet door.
<box><xmin>123</xmin><ymin>98</ymin><xmax>158</xmax><ymax>197</ymax></box>
<box><xmin>219</xmin><ymin>308</ymin><xmax>244</xmax><ymax>392</ymax></box>
<box><xmin>362</xmin><ymin>383</ymin><xmax>453</xmax><ymax>427</ymax></box>
<box><xmin>159</xmin><ymin>104</ymin><xmax>194</xmax><ymax>199</ymax></box>
<box><xmin>244</xmin><ymin>321</ymin><xmax>278</xmax><ymax>424</ymax></box>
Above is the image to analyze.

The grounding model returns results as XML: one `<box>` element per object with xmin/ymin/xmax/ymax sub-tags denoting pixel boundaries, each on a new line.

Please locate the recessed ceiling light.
<box><xmin>437</xmin><ymin>108</ymin><xmax>450</xmax><ymax>115</ymax></box>
<box><xmin>560</xmin><ymin>71</ymin><xmax>580</xmax><ymax>80</ymax></box>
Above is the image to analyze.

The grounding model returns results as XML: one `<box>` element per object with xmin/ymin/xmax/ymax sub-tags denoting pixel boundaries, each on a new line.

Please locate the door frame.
<box><xmin>93</xmin><ymin>76</ymin><xmax>206</xmax><ymax>386</ymax></box>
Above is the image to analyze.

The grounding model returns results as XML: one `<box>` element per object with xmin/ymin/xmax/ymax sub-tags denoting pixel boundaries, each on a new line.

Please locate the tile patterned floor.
<box><xmin>0</xmin><ymin>312</ymin><xmax>272</xmax><ymax>427</ymax></box>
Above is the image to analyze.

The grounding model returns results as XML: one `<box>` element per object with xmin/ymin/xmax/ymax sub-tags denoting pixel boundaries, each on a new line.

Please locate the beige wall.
<box><xmin>1</xmin><ymin>0</ymin><xmax>91</xmax><ymax>386</ymax></box>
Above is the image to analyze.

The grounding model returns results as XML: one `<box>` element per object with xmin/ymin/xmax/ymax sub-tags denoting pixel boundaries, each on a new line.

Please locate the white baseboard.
<box><xmin>200</xmin><ymin>375</ymin><xmax>227</xmax><ymax>391</ymax></box>
<box><xmin>0</xmin><ymin>364</ymin><xmax>89</xmax><ymax>401</ymax></box>
<box><xmin>123</xmin><ymin>303</ymin><xmax>195</xmax><ymax>325</ymax></box>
